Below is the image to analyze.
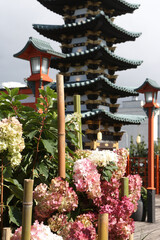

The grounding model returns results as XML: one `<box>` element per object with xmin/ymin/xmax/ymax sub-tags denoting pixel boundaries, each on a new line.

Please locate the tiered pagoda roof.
<box><xmin>50</xmin><ymin>44</ymin><xmax>142</xmax><ymax>71</ymax></box>
<box><xmin>51</xmin><ymin>75</ymin><xmax>139</xmax><ymax>98</ymax></box>
<box><xmin>33</xmin><ymin>11</ymin><xmax>141</xmax><ymax>43</ymax></box>
<box><xmin>37</xmin><ymin>0</ymin><xmax>140</xmax><ymax>16</ymax></box>
<box><xmin>82</xmin><ymin>109</ymin><xmax>146</xmax><ymax>125</ymax></box>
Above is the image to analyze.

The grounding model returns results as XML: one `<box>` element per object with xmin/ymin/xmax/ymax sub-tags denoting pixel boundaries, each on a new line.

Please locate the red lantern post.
<box><xmin>136</xmin><ymin>78</ymin><xmax>160</xmax><ymax>223</ymax></box>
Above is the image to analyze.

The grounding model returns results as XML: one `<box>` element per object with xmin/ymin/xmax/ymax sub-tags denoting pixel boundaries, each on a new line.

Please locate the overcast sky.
<box><xmin>1</xmin><ymin>0</ymin><xmax>160</xmax><ymax>91</ymax></box>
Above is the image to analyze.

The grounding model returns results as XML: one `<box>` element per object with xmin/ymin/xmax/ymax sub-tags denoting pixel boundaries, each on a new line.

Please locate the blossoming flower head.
<box><xmin>0</xmin><ymin>117</ymin><xmax>25</xmax><ymax>167</ymax></box>
<box><xmin>11</xmin><ymin>221</ymin><xmax>63</xmax><ymax>240</ymax></box>
<box><xmin>88</xmin><ymin>150</ymin><xmax>118</xmax><ymax>167</ymax></box>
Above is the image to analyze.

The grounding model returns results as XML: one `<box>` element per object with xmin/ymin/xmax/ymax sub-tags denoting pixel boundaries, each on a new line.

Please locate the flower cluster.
<box><xmin>0</xmin><ymin>117</ymin><xmax>25</xmax><ymax>167</ymax></box>
<box><xmin>73</xmin><ymin>158</ymin><xmax>101</xmax><ymax>199</ymax></box>
<box><xmin>65</xmin><ymin>112</ymin><xmax>81</xmax><ymax>131</ymax></box>
<box><xmin>33</xmin><ymin>177</ymin><xmax>78</xmax><ymax>221</ymax></box>
<box><xmin>60</xmin><ymin>220</ymin><xmax>97</xmax><ymax>240</ymax></box>
<box><xmin>88</xmin><ymin>150</ymin><xmax>118</xmax><ymax>167</ymax></box>
<box><xmin>128</xmin><ymin>174</ymin><xmax>142</xmax><ymax>211</ymax></box>
<box><xmin>112</xmin><ymin>148</ymin><xmax>129</xmax><ymax>180</ymax></box>
<box><xmin>11</xmin><ymin>220</ymin><xmax>63</xmax><ymax>240</ymax></box>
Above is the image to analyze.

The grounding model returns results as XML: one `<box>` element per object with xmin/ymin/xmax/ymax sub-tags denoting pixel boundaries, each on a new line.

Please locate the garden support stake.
<box><xmin>21</xmin><ymin>179</ymin><xmax>34</xmax><ymax>240</ymax></box>
<box><xmin>121</xmin><ymin>177</ymin><xmax>134</xmax><ymax>240</ymax></box>
<box><xmin>57</xmin><ymin>74</ymin><xmax>65</xmax><ymax>179</ymax></box>
<box><xmin>98</xmin><ymin>213</ymin><xmax>108</xmax><ymax>240</ymax></box>
<box><xmin>74</xmin><ymin>95</ymin><xmax>83</xmax><ymax>150</ymax></box>
<box><xmin>2</xmin><ymin>228</ymin><xmax>11</xmax><ymax>240</ymax></box>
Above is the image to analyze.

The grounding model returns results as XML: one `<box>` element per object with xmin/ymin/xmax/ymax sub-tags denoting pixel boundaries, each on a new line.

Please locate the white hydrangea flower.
<box><xmin>0</xmin><ymin>117</ymin><xmax>25</xmax><ymax>168</ymax></box>
<box><xmin>88</xmin><ymin>150</ymin><xmax>118</xmax><ymax>167</ymax></box>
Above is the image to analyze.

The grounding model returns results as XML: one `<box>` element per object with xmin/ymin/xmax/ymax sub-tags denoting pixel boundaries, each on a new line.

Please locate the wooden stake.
<box><xmin>2</xmin><ymin>228</ymin><xmax>11</xmax><ymax>240</ymax></box>
<box><xmin>73</xmin><ymin>95</ymin><xmax>83</xmax><ymax>150</ymax></box>
<box><xmin>121</xmin><ymin>177</ymin><xmax>129</xmax><ymax>197</ymax></box>
<box><xmin>56</xmin><ymin>74</ymin><xmax>65</xmax><ymax>179</ymax></box>
<box><xmin>98</xmin><ymin>213</ymin><xmax>108</xmax><ymax>240</ymax></box>
<box><xmin>21</xmin><ymin>179</ymin><xmax>34</xmax><ymax>240</ymax></box>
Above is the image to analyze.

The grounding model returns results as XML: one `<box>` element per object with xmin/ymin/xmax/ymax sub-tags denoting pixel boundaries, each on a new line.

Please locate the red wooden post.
<box><xmin>156</xmin><ymin>155</ymin><xmax>159</xmax><ymax>194</ymax></box>
<box><xmin>57</xmin><ymin>74</ymin><xmax>66</xmax><ymax>179</ymax></box>
<box><xmin>126</xmin><ymin>154</ymin><xmax>130</xmax><ymax>176</ymax></box>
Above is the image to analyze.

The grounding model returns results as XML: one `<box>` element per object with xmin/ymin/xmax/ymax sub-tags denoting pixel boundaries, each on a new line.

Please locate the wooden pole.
<box><xmin>21</xmin><ymin>179</ymin><xmax>33</xmax><ymax>240</ymax></box>
<box><xmin>98</xmin><ymin>213</ymin><xmax>108</xmax><ymax>240</ymax></box>
<box><xmin>73</xmin><ymin>95</ymin><xmax>83</xmax><ymax>150</ymax></box>
<box><xmin>156</xmin><ymin>155</ymin><xmax>159</xmax><ymax>194</ymax></box>
<box><xmin>56</xmin><ymin>74</ymin><xmax>66</xmax><ymax>179</ymax></box>
<box><xmin>2</xmin><ymin>228</ymin><xmax>11</xmax><ymax>240</ymax></box>
<box><xmin>121</xmin><ymin>177</ymin><xmax>134</xmax><ymax>239</ymax></box>
<box><xmin>121</xmin><ymin>177</ymin><xmax>129</xmax><ymax>197</ymax></box>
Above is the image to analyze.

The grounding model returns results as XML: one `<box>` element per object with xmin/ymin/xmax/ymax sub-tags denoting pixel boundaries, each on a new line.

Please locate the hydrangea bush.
<box><xmin>12</xmin><ymin>148</ymin><xmax>142</xmax><ymax>240</ymax></box>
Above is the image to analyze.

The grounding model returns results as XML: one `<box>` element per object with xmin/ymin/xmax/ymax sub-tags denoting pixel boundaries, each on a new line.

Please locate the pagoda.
<box><xmin>33</xmin><ymin>0</ymin><xmax>145</xmax><ymax>149</ymax></box>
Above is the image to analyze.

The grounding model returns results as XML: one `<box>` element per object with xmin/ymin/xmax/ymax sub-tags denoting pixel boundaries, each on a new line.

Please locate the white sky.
<box><xmin>1</xmin><ymin>0</ymin><xmax>160</xmax><ymax>91</ymax></box>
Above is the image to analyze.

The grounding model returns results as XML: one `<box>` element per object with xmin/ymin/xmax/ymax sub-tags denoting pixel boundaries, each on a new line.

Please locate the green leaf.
<box><xmin>8</xmin><ymin>185</ymin><xmax>23</xmax><ymax>200</ymax></box>
<box><xmin>3</xmin><ymin>166</ymin><xmax>12</xmax><ymax>178</ymax></box>
<box><xmin>6</xmin><ymin>194</ymin><xmax>14</xmax><ymax>205</ymax></box>
<box><xmin>11</xmin><ymin>88</ymin><xmax>19</xmax><ymax>97</ymax></box>
<box><xmin>42</xmin><ymin>139</ymin><xmax>56</xmax><ymax>155</ymax></box>
<box><xmin>8</xmin><ymin>206</ymin><xmax>22</xmax><ymax>226</ymax></box>
<box><xmin>14</xmin><ymin>94</ymin><xmax>28</xmax><ymax>101</ymax></box>
<box><xmin>4</xmin><ymin>178</ymin><xmax>23</xmax><ymax>190</ymax></box>
<box><xmin>26</xmin><ymin>130</ymin><xmax>38</xmax><ymax>140</ymax></box>
<box><xmin>38</xmin><ymin>162</ymin><xmax>49</xmax><ymax>179</ymax></box>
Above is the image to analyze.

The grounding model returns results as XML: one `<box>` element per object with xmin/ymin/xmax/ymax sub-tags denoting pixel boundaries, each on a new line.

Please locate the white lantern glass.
<box><xmin>42</xmin><ymin>58</ymin><xmax>49</xmax><ymax>74</ymax></box>
<box><xmin>31</xmin><ymin>57</ymin><xmax>40</xmax><ymax>74</ymax></box>
<box><xmin>145</xmin><ymin>92</ymin><xmax>153</xmax><ymax>103</ymax></box>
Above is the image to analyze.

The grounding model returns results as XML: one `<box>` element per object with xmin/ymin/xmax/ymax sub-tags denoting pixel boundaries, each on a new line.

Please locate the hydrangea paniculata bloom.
<box><xmin>33</xmin><ymin>177</ymin><xmax>78</xmax><ymax>221</ymax></box>
<box><xmin>11</xmin><ymin>220</ymin><xmax>63</xmax><ymax>240</ymax></box>
<box><xmin>73</xmin><ymin>158</ymin><xmax>101</xmax><ymax>199</ymax></box>
<box><xmin>88</xmin><ymin>150</ymin><xmax>118</xmax><ymax>167</ymax></box>
<box><xmin>0</xmin><ymin>117</ymin><xmax>25</xmax><ymax>167</ymax></box>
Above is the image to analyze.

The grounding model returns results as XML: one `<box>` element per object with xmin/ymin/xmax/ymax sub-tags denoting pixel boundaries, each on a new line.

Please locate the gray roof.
<box><xmin>82</xmin><ymin>109</ymin><xmax>146</xmax><ymax>125</ymax></box>
<box><xmin>14</xmin><ymin>37</ymin><xmax>65</xmax><ymax>59</ymax></box>
<box><xmin>33</xmin><ymin>11</ymin><xmax>141</xmax><ymax>44</ymax></box>
<box><xmin>135</xmin><ymin>78</ymin><xmax>160</xmax><ymax>92</ymax></box>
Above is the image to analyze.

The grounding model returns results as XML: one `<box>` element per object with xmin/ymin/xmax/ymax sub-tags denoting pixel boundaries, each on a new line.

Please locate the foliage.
<box><xmin>0</xmin><ymin>87</ymin><xmax>79</xmax><ymax>231</ymax></box>
<box><xmin>129</xmin><ymin>135</ymin><xmax>148</xmax><ymax>157</ymax></box>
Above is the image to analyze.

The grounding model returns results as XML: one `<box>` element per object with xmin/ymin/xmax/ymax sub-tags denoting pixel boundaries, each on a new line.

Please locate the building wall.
<box><xmin>118</xmin><ymin>97</ymin><xmax>160</xmax><ymax>148</ymax></box>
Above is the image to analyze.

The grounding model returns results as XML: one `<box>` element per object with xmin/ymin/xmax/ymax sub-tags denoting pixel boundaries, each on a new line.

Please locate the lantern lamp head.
<box><xmin>135</xmin><ymin>78</ymin><xmax>160</xmax><ymax>109</ymax></box>
<box><xmin>14</xmin><ymin>37</ymin><xmax>65</xmax><ymax>84</ymax></box>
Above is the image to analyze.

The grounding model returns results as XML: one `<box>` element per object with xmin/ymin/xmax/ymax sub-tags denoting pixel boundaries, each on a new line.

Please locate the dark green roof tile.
<box><xmin>82</xmin><ymin>109</ymin><xmax>146</xmax><ymax>124</ymax></box>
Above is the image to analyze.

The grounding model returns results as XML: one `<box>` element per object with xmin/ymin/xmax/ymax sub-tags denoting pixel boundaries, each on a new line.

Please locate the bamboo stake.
<box><xmin>21</xmin><ymin>179</ymin><xmax>34</xmax><ymax>240</ymax></box>
<box><xmin>73</xmin><ymin>95</ymin><xmax>83</xmax><ymax>150</ymax></box>
<box><xmin>56</xmin><ymin>74</ymin><xmax>65</xmax><ymax>179</ymax></box>
<box><xmin>121</xmin><ymin>177</ymin><xmax>134</xmax><ymax>240</ymax></box>
<box><xmin>121</xmin><ymin>177</ymin><xmax>129</xmax><ymax>197</ymax></box>
<box><xmin>2</xmin><ymin>228</ymin><xmax>11</xmax><ymax>240</ymax></box>
<box><xmin>98</xmin><ymin>213</ymin><xmax>108</xmax><ymax>240</ymax></box>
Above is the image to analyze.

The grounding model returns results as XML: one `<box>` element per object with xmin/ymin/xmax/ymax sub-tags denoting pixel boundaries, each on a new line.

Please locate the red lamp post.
<box><xmin>136</xmin><ymin>78</ymin><xmax>160</xmax><ymax>223</ymax></box>
<box><xmin>14</xmin><ymin>37</ymin><xmax>64</xmax><ymax>107</ymax></box>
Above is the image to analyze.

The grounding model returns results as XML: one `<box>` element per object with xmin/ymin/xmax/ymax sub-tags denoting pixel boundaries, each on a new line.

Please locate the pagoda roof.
<box><xmin>50</xmin><ymin>44</ymin><xmax>143</xmax><ymax>71</ymax></box>
<box><xmin>135</xmin><ymin>78</ymin><xmax>160</xmax><ymax>92</ymax></box>
<box><xmin>82</xmin><ymin>109</ymin><xmax>146</xmax><ymax>125</ymax></box>
<box><xmin>37</xmin><ymin>0</ymin><xmax>140</xmax><ymax>16</ymax></box>
<box><xmin>33</xmin><ymin>11</ymin><xmax>141</xmax><ymax>44</ymax></box>
<box><xmin>14</xmin><ymin>37</ymin><xmax>65</xmax><ymax>60</ymax></box>
<box><xmin>51</xmin><ymin>75</ymin><xmax>139</xmax><ymax>98</ymax></box>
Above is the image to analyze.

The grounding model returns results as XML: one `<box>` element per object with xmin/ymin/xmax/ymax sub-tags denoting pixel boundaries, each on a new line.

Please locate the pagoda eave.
<box><xmin>82</xmin><ymin>110</ymin><xmax>146</xmax><ymax>125</ymax></box>
<box><xmin>37</xmin><ymin>0</ymin><xmax>140</xmax><ymax>17</ymax></box>
<box><xmin>51</xmin><ymin>75</ymin><xmax>139</xmax><ymax>98</ymax></box>
<box><xmin>50</xmin><ymin>46</ymin><xmax>142</xmax><ymax>71</ymax></box>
